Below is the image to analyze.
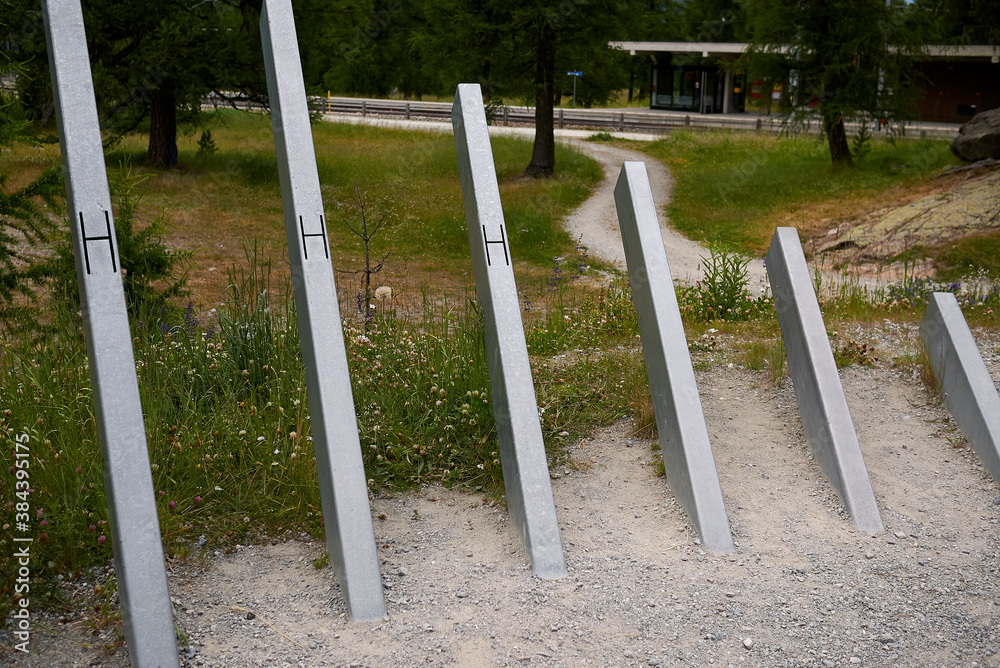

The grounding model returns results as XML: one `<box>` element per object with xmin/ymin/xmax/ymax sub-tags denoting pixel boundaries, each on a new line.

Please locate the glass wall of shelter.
<box><xmin>650</xmin><ymin>58</ymin><xmax>744</xmax><ymax>113</ymax></box>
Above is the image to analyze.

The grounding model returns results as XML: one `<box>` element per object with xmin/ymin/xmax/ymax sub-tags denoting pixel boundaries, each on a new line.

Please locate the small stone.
<box><xmin>623</xmin><ymin>649</ymin><xmax>635</xmax><ymax>658</ymax></box>
<box><xmin>725</xmin><ymin>591</ymin><xmax>736</xmax><ymax>598</ymax></box>
<box><xmin>864</xmin><ymin>552</ymin><xmax>875</xmax><ymax>559</ymax></box>
<box><xmin>850</xmin><ymin>658</ymin><xmax>862</xmax><ymax>664</ymax></box>
<box><xmin>993</xmin><ymin>496</ymin><xmax>1000</xmax><ymax>506</ymax></box>
<box><xmin>894</xmin><ymin>531</ymin><xmax>907</xmax><ymax>538</ymax></box>
<box><xmin>456</xmin><ymin>591</ymin><xmax>469</xmax><ymax>598</ymax></box>
<box><xmin>309</xmin><ymin>641</ymin><xmax>318</xmax><ymax>650</ymax></box>
<box><xmin>743</xmin><ymin>637</ymin><xmax>754</xmax><ymax>649</ymax></box>
<box><xmin>880</xmin><ymin>633</ymin><xmax>895</xmax><ymax>643</ymax></box>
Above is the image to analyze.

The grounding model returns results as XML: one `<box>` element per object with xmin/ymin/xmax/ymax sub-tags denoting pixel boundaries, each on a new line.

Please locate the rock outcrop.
<box><xmin>952</xmin><ymin>107</ymin><xmax>1000</xmax><ymax>162</ymax></box>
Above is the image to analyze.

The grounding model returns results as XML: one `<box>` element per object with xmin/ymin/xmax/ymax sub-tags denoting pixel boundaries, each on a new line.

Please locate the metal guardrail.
<box><xmin>313</xmin><ymin>95</ymin><xmax>959</xmax><ymax>139</ymax></box>
<box><xmin>316</xmin><ymin>95</ymin><xmax>781</xmax><ymax>134</ymax></box>
<box><xmin>203</xmin><ymin>92</ymin><xmax>957</xmax><ymax>140</ymax></box>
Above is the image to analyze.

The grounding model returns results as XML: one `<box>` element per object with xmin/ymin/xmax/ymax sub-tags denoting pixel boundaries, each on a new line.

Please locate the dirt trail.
<box><xmin>561</xmin><ymin>140</ymin><xmax>767</xmax><ymax>287</ymax></box>
<box><xmin>9</xmin><ymin>325</ymin><xmax>1000</xmax><ymax>668</ymax></box>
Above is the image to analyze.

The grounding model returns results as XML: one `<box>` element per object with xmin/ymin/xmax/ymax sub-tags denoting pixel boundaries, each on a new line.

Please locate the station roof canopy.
<box><xmin>608</xmin><ymin>41</ymin><xmax>1000</xmax><ymax>64</ymax></box>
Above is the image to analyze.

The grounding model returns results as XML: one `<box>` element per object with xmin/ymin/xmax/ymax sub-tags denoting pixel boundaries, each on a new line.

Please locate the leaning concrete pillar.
<box><xmin>260</xmin><ymin>0</ymin><xmax>385</xmax><ymax>620</ymax></box>
<box><xmin>41</xmin><ymin>1</ymin><xmax>179</xmax><ymax>665</ymax></box>
<box><xmin>614</xmin><ymin>162</ymin><xmax>734</xmax><ymax>553</ymax></box>
<box><xmin>921</xmin><ymin>292</ymin><xmax>1000</xmax><ymax>483</ymax></box>
<box><xmin>452</xmin><ymin>83</ymin><xmax>566</xmax><ymax>578</ymax></box>
<box><xmin>766</xmin><ymin>228</ymin><xmax>883</xmax><ymax>533</ymax></box>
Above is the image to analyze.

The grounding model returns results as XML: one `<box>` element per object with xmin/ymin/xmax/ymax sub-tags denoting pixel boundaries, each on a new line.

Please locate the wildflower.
<box><xmin>97</xmin><ymin>535</ymin><xmax>105</xmax><ymax>545</ymax></box>
<box><xmin>169</xmin><ymin>500</ymin><xmax>176</xmax><ymax>510</ymax></box>
<box><xmin>193</xmin><ymin>496</ymin><xmax>201</xmax><ymax>504</ymax></box>
<box><xmin>76</xmin><ymin>467</ymin><xmax>82</xmax><ymax>474</ymax></box>
<box><xmin>88</xmin><ymin>524</ymin><xmax>96</xmax><ymax>533</ymax></box>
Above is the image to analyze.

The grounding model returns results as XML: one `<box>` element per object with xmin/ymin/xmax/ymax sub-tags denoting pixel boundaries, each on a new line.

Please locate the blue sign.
<box><xmin>567</xmin><ymin>70</ymin><xmax>583</xmax><ymax>76</ymax></box>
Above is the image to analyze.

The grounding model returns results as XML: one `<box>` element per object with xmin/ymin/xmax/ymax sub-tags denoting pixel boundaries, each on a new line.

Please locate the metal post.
<box><xmin>766</xmin><ymin>228</ymin><xmax>883</xmax><ymax>533</ymax></box>
<box><xmin>41</xmin><ymin>1</ymin><xmax>178</xmax><ymax>665</ymax></box>
<box><xmin>362</xmin><ymin>99</ymin><xmax>367</xmax><ymax>116</ymax></box>
<box><xmin>451</xmin><ymin>83</ymin><xmax>566</xmax><ymax>579</ymax></box>
<box><xmin>260</xmin><ymin>0</ymin><xmax>386</xmax><ymax>621</ymax></box>
<box><xmin>619</xmin><ymin>112</ymin><xmax>625</xmax><ymax>132</ymax></box>
<box><xmin>405</xmin><ymin>101</ymin><xmax>411</xmax><ymax>120</ymax></box>
<box><xmin>559</xmin><ymin>108</ymin><xmax>564</xmax><ymax>129</ymax></box>
<box><xmin>613</xmin><ymin>162</ymin><xmax>734</xmax><ymax>553</ymax></box>
<box><xmin>921</xmin><ymin>292</ymin><xmax>1000</xmax><ymax>483</ymax></box>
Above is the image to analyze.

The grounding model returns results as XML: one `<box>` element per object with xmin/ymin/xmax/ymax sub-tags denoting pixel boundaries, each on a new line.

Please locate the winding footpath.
<box><xmin>562</xmin><ymin>138</ymin><xmax>766</xmax><ymax>286</ymax></box>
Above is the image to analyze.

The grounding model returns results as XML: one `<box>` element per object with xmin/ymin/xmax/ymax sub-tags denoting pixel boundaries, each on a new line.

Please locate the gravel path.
<box><xmin>561</xmin><ymin>140</ymin><xmax>766</xmax><ymax>286</ymax></box>
<box><xmin>9</xmin><ymin>325</ymin><xmax>1000</xmax><ymax>668</ymax></box>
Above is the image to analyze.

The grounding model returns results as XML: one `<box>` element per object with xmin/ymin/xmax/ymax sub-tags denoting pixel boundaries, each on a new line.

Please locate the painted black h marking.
<box><xmin>482</xmin><ymin>225</ymin><xmax>509</xmax><ymax>267</ymax></box>
<box><xmin>299</xmin><ymin>215</ymin><xmax>330</xmax><ymax>260</ymax></box>
<box><xmin>79</xmin><ymin>211</ymin><xmax>117</xmax><ymax>275</ymax></box>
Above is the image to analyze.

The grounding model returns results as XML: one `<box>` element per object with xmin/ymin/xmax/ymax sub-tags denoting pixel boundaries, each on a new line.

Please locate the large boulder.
<box><xmin>951</xmin><ymin>107</ymin><xmax>1000</xmax><ymax>163</ymax></box>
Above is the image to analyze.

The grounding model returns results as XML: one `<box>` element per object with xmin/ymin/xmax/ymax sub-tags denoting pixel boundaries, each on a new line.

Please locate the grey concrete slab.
<box><xmin>766</xmin><ymin>228</ymin><xmax>883</xmax><ymax>533</ymax></box>
<box><xmin>921</xmin><ymin>292</ymin><xmax>1000</xmax><ymax>483</ymax></box>
<box><xmin>41</xmin><ymin>1</ymin><xmax>179</xmax><ymax>665</ymax></box>
<box><xmin>613</xmin><ymin>162</ymin><xmax>734</xmax><ymax>553</ymax></box>
<box><xmin>260</xmin><ymin>0</ymin><xmax>385</xmax><ymax>621</ymax></box>
<box><xmin>451</xmin><ymin>84</ymin><xmax>566</xmax><ymax>578</ymax></box>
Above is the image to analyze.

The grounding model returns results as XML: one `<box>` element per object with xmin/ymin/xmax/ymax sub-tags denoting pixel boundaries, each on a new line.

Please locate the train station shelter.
<box><xmin>610</xmin><ymin>41</ymin><xmax>1000</xmax><ymax>123</ymax></box>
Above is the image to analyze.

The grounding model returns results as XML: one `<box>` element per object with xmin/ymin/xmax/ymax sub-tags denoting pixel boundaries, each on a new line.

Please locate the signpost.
<box><xmin>567</xmin><ymin>71</ymin><xmax>583</xmax><ymax>107</ymax></box>
<box><xmin>260</xmin><ymin>0</ymin><xmax>386</xmax><ymax>620</ymax></box>
<box><xmin>452</xmin><ymin>83</ymin><xmax>566</xmax><ymax>579</ymax></box>
<box><xmin>41</xmin><ymin>1</ymin><xmax>179</xmax><ymax>665</ymax></box>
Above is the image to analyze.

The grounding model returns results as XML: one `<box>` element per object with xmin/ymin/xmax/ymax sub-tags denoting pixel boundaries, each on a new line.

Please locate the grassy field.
<box><xmin>634</xmin><ymin>129</ymin><xmax>961</xmax><ymax>254</ymax></box>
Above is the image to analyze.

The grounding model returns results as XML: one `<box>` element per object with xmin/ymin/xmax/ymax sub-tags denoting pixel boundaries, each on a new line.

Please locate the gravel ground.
<box><xmin>6</xmin><ymin>324</ymin><xmax>1000</xmax><ymax>668</ymax></box>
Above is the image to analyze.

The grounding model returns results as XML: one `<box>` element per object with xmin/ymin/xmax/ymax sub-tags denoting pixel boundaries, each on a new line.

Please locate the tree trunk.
<box><xmin>147</xmin><ymin>82</ymin><xmax>177</xmax><ymax>169</ymax></box>
<box><xmin>824</xmin><ymin>112</ymin><xmax>854</xmax><ymax>169</ymax></box>
<box><xmin>524</xmin><ymin>22</ymin><xmax>556</xmax><ymax>179</ymax></box>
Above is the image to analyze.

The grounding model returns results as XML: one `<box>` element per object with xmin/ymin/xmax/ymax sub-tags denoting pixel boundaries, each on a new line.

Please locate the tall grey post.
<box><xmin>921</xmin><ymin>292</ymin><xmax>1000</xmax><ymax>483</ymax></box>
<box><xmin>260</xmin><ymin>0</ymin><xmax>385</xmax><ymax>621</ymax></box>
<box><xmin>766</xmin><ymin>228</ymin><xmax>883</xmax><ymax>533</ymax></box>
<box><xmin>613</xmin><ymin>162</ymin><xmax>734</xmax><ymax>553</ymax></box>
<box><xmin>41</xmin><ymin>1</ymin><xmax>179</xmax><ymax>665</ymax></box>
<box><xmin>452</xmin><ymin>84</ymin><xmax>566</xmax><ymax>578</ymax></box>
